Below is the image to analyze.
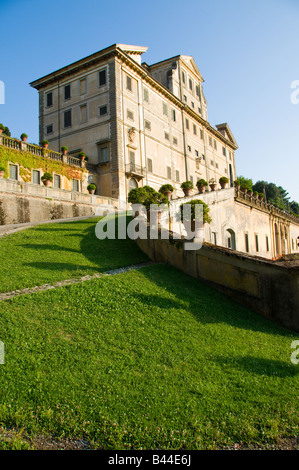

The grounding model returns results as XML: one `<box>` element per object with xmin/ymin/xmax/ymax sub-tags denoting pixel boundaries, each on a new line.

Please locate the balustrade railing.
<box><xmin>0</xmin><ymin>134</ymin><xmax>85</xmax><ymax>169</ymax></box>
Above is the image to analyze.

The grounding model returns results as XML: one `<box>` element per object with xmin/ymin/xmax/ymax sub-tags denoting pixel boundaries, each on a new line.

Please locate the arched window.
<box><xmin>226</xmin><ymin>229</ymin><xmax>236</xmax><ymax>250</ymax></box>
<box><xmin>129</xmin><ymin>178</ymin><xmax>138</xmax><ymax>191</ymax></box>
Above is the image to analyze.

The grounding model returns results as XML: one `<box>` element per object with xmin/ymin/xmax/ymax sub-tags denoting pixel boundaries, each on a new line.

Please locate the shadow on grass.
<box><xmin>213</xmin><ymin>356</ymin><xmax>298</xmax><ymax>378</ymax></box>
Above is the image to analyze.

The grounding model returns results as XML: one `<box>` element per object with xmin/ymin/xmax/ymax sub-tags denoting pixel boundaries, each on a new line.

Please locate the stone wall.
<box><xmin>136</xmin><ymin>231</ymin><xmax>299</xmax><ymax>332</ymax></box>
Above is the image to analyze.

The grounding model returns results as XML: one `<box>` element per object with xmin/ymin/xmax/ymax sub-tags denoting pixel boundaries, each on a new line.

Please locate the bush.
<box><xmin>128</xmin><ymin>186</ymin><xmax>168</xmax><ymax>211</ymax></box>
<box><xmin>180</xmin><ymin>199</ymin><xmax>212</xmax><ymax>224</ymax></box>
<box><xmin>159</xmin><ymin>184</ymin><xmax>174</xmax><ymax>193</ymax></box>
<box><xmin>87</xmin><ymin>184</ymin><xmax>96</xmax><ymax>191</ymax></box>
<box><xmin>259</xmin><ymin>193</ymin><xmax>264</xmax><ymax>199</ymax></box>
<box><xmin>79</xmin><ymin>152</ymin><xmax>86</xmax><ymax>158</ymax></box>
<box><xmin>41</xmin><ymin>140</ymin><xmax>49</xmax><ymax>146</ymax></box>
<box><xmin>61</xmin><ymin>146</ymin><xmax>68</xmax><ymax>152</ymax></box>
<box><xmin>0</xmin><ymin>124</ymin><xmax>4</xmax><ymax>131</ymax></box>
<box><xmin>181</xmin><ymin>181</ymin><xmax>194</xmax><ymax>190</ymax></box>
<box><xmin>0</xmin><ymin>166</ymin><xmax>6</xmax><ymax>172</ymax></box>
<box><xmin>41</xmin><ymin>172</ymin><xmax>53</xmax><ymax>182</ymax></box>
<box><xmin>219</xmin><ymin>176</ymin><xmax>229</xmax><ymax>184</ymax></box>
<box><xmin>20</xmin><ymin>133</ymin><xmax>28</xmax><ymax>140</ymax></box>
<box><xmin>196</xmin><ymin>179</ymin><xmax>208</xmax><ymax>187</ymax></box>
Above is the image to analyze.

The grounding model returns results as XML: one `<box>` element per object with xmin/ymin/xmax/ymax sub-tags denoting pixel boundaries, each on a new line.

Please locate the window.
<box><xmin>209</xmin><ymin>136</ymin><xmax>213</xmax><ymax>146</ymax></box>
<box><xmin>80</xmin><ymin>104</ymin><xmax>88</xmax><ymax>123</ymax></box>
<box><xmin>214</xmin><ymin>140</ymin><xmax>217</xmax><ymax>150</ymax></box>
<box><xmin>212</xmin><ymin>232</ymin><xmax>217</xmax><ymax>245</ymax></box>
<box><xmin>229</xmin><ymin>151</ymin><xmax>232</xmax><ymax>161</ymax></box>
<box><xmin>99</xmin><ymin>105</ymin><xmax>108</xmax><ymax>116</ymax></box>
<box><xmin>64</xmin><ymin>110</ymin><xmax>72</xmax><ymax>128</ymax></box>
<box><xmin>182</xmin><ymin>71</ymin><xmax>186</xmax><ymax>84</ymax></box>
<box><xmin>164</xmin><ymin>131</ymin><xmax>170</xmax><ymax>141</ymax></box>
<box><xmin>255</xmin><ymin>234</ymin><xmax>259</xmax><ymax>252</ymax></box>
<box><xmin>195</xmin><ymin>150</ymin><xmax>199</xmax><ymax>157</ymax></box>
<box><xmin>46</xmin><ymin>124</ymin><xmax>53</xmax><ymax>135</ymax></box>
<box><xmin>193</xmin><ymin>124</ymin><xmax>197</xmax><ymax>135</ymax></box>
<box><xmin>99</xmin><ymin>69</ymin><xmax>107</xmax><ymax>86</ymax></box>
<box><xmin>191</xmin><ymin>101</ymin><xmax>195</xmax><ymax>108</ymax></box>
<box><xmin>200</xmin><ymin>128</ymin><xmax>203</xmax><ymax>140</ymax></box>
<box><xmin>128</xmin><ymin>151</ymin><xmax>135</xmax><ymax>164</ymax></box>
<box><xmin>64</xmin><ymin>84</ymin><xmax>71</xmax><ymax>101</ymax></box>
<box><xmin>185</xmin><ymin>118</ymin><xmax>189</xmax><ymax>130</ymax></box>
<box><xmin>144</xmin><ymin>120</ymin><xmax>151</xmax><ymax>131</ymax></box>
<box><xmin>211</xmin><ymin>160</ymin><xmax>214</xmax><ymax>166</ymax></box>
<box><xmin>266</xmin><ymin>236</ymin><xmax>270</xmax><ymax>252</ymax></box>
<box><xmin>162</xmin><ymin>102</ymin><xmax>168</xmax><ymax>116</ymax></box>
<box><xmin>46</xmin><ymin>92</ymin><xmax>53</xmax><ymax>107</ymax></box>
<box><xmin>172</xmin><ymin>109</ymin><xmax>176</xmax><ymax>121</ymax></box>
<box><xmin>245</xmin><ymin>233</ymin><xmax>249</xmax><ymax>253</ymax></box>
<box><xmin>98</xmin><ymin>146</ymin><xmax>109</xmax><ymax>163</ymax></box>
<box><xmin>127</xmin><ymin>109</ymin><xmax>134</xmax><ymax>121</ymax></box>
<box><xmin>32</xmin><ymin>170</ymin><xmax>40</xmax><ymax>185</ymax></box>
<box><xmin>167</xmin><ymin>166</ymin><xmax>172</xmax><ymax>179</ymax></box>
<box><xmin>189</xmin><ymin>78</ymin><xmax>193</xmax><ymax>91</ymax></box>
<box><xmin>222</xmin><ymin>147</ymin><xmax>227</xmax><ymax>156</ymax></box>
<box><xmin>187</xmin><ymin>145</ymin><xmax>191</xmax><ymax>152</ymax></box>
<box><xmin>176</xmin><ymin>170</ymin><xmax>180</xmax><ymax>183</ymax></box>
<box><xmin>80</xmin><ymin>78</ymin><xmax>87</xmax><ymax>95</ymax></box>
<box><xmin>196</xmin><ymin>85</ymin><xmax>201</xmax><ymax>98</ymax></box>
<box><xmin>144</xmin><ymin>88</ymin><xmax>149</xmax><ymax>102</ymax></box>
<box><xmin>216</xmin><ymin>163</ymin><xmax>219</xmax><ymax>169</ymax></box>
<box><xmin>147</xmin><ymin>158</ymin><xmax>153</xmax><ymax>173</ymax></box>
<box><xmin>196</xmin><ymin>157</ymin><xmax>201</xmax><ymax>169</ymax></box>
<box><xmin>53</xmin><ymin>174</ymin><xmax>61</xmax><ymax>189</ymax></box>
<box><xmin>173</xmin><ymin>136</ymin><xmax>178</xmax><ymax>146</ymax></box>
<box><xmin>9</xmin><ymin>164</ymin><xmax>18</xmax><ymax>180</ymax></box>
<box><xmin>72</xmin><ymin>179</ymin><xmax>80</xmax><ymax>192</ymax></box>
<box><xmin>126</xmin><ymin>75</ymin><xmax>132</xmax><ymax>91</ymax></box>
<box><xmin>190</xmin><ymin>175</ymin><xmax>193</xmax><ymax>185</ymax></box>
<box><xmin>183</xmin><ymin>95</ymin><xmax>187</xmax><ymax>102</ymax></box>
<box><xmin>198</xmin><ymin>107</ymin><xmax>201</xmax><ymax>114</ymax></box>
<box><xmin>202</xmin><ymin>154</ymin><xmax>205</xmax><ymax>160</ymax></box>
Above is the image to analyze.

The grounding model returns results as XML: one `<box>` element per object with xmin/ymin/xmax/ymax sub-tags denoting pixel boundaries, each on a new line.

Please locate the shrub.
<box><xmin>41</xmin><ymin>172</ymin><xmax>53</xmax><ymax>182</ymax></box>
<box><xmin>20</xmin><ymin>133</ymin><xmax>28</xmax><ymax>140</ymax></box>
<box><xmin>196</xmin><ymin>179</ymin><xmax>208</xmax><ymax>187</ymax></box>
<box><xmin>259</xmin><ymin>193</ymin><xmax>264</xmax><ymax>199</ymax></box>
<box><xmin>253</xmin><ymin>191</ymin><xmax>259</xmax><ymax>197</ymax></box>
<box><xmin>159</xmin><ymin>184</ymin><xmax>174</xmax><ymax>193</ymax></box>
<box><xmin>79</xmin><ymin>152</ymin><xmax>86</xmax><ymax>158</ymax></box>
<box><xmin>180</xmin><ymin>199</ymin><xmax>212</xmax><ymax>224</ymax></box>
<box><xmin>128</xmin><ymin>186</ymin><xmax>168</xmax><ymax>211</ymax></box>
<box><xmin>219</xmin><ymin>176</ymin><xmax>229</xmax><ymax>184</ymax></box>
<box><xmin>61</xmin><ymin>146</ymin><xmax>68</xmax><ymax>152</ymax></box>
<box><xmin>181</xmin><ymin>181</ymin><xmax>194</xmax><ymax>190</ymax></box>
<box><xmin>87</xmin><ymin>184</ymin><xmax>96</xmax><ymax>191</ymax></box>
<box><xmin>0</xmin><ymin>124</ymin><xmax>4</xmax><ymax>131</ymax></box>
<box><xmin>0</xmin><ymin>166</ymin><xmax>6</xmax><ymax>172</ymax></box>
<box><xmin>41</xmin><ymin>140</ymin><xmax>49</xmax><ymax>147</ymax></box>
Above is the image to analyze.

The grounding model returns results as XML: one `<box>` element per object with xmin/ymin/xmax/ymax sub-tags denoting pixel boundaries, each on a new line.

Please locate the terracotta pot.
<box><xmin>163</xmin><ymin>191</ymin><xmax>172</xmax><ymax>201</ymax></box>
<box><xmin>220</xmin><ymin>183</ymin><xmax>227</xmax><ymax>189</ymax></box>
<box><xmin>183</xmin><ymin>188</ymin><xmax>192</xmax><ymax>197</ymax></box>
<box><xmin>88</xmin><ymin>189</ymin><xmax>95</xmax><ymax>195</ymax></box>
<box><xmin>209</xmin><ymin>184</ymin><xmax>216</xmax><ymax>191</ymax></box>
<box><xmin>43</xmin><ymin>180</ymin><xmax>51</xmax><ymax>187</ymax></box>
<box><xmin>197</xmin><ymin>185</ymin><xmax>206</xmax><ymax>194</ymax></box>
<box><xmin>0</xmin><ymin>171</ymin><xmax>4</xmax><ymax>178</ymax></box>
<box><xmin>62</xmin><ymin>150</ymin><xmax>67</xmax><ymax>155</ymax></box>
<box><xmin>21</xmin><ymin>137</ymin><xmax>27</xmax><ymax>142</ymax></box>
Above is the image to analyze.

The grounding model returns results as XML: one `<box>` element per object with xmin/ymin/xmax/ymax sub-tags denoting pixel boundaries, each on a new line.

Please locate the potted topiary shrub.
<box><xmin>258</xmin><ymin>193</ymin><xmax>264</xmax><ymax>200</ymax></box>
<box><xmin>41</xmin><ymin>172</ymin><xmax>53</xmax><ymax>187</ymax></box>
<box><xmin>79</xmin><ymin>152</ymin><xmax>86</xmax><ymax>160</ymax></box>
<box><xmin>209</xmin><ymin>178</ymin><xmax>217</xmax><ymax>191</ymax></box>
<box><xmin>196</xmin><ymin>178</ymin><xmax>208</xmax><ymax>194</ymax></box>
<box><xmin>41</xmin><ymin>140</ymin><xmax>49</xmax><ymax>149</ymax></box>
<box><xmin>159</xmin><ymin>184</ymin><xmax>174</xmax><ymax>200</ymax></box>
<box><xmin>253</xmin><ymin>191</ymin><xmax>259</xmax><ymax>199</ymax></box>
<box><xmin>0</xmin><ymin>166</ymin><xmax>5</xmax><ymax>178</ymax></box>
<box><xmin>180</xmin><ymin>199</ymin><xmax>212</xmax><ymax>237</ymax></box>
<box><xmin>87</xmin><ymin>183</ymin><xmax>96</xmax><ymax>194</ymax></box>
<box><xmin>247</xmin><ymin>189</ymin><xmax>253</xmax><ymax>196</ymax></box>
<box><xmin>181</xmin><ymin>180</ymin><xmax>194</xmax><ymax>197</ymax></box>
<box><xmin>234</xmin><ymin>178</ymin><xmax>241</xmax><ymax>190</ymax></box>
<box><xmin>61</xmin><ymin>146</ymin><xmax>68</xmax><ymax>155</ymax></box>
<box><xmin>219</xmin><ymin>176</ymin><xmax>229</xmax><ymax>189</ymax></box>
<box><xmin>20</xmin><ymin>133</ymin><xmax>28</xmax><ymax>142</ymax></box>
<box><xmin>0</xmin><ymin>124</ymin><xmax>4</xmax><ymax>135</ymax></box>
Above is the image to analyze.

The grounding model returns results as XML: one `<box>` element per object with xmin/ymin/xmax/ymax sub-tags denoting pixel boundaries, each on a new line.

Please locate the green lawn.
<box><xmin>0</xmin><ymin>259</ymin><xmax>298</xmax><ymax>449</ymax></box>
<box><xmin>0</xmin><ymin>216</ymin><xmax>148</xmax><ymax>293</ymax></box>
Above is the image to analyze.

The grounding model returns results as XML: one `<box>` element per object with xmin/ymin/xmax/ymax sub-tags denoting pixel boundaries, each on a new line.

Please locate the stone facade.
<box><xmin>30</xmin><ymin>44</ymin><xmax>237</xmax><ymax>200</ymax></box>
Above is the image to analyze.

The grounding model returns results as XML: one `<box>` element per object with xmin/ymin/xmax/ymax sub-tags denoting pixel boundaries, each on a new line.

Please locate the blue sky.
<box><xmin>1</xmin><ymin>0</ymin><xmax>299</xmax><ymax>201</ymax></box>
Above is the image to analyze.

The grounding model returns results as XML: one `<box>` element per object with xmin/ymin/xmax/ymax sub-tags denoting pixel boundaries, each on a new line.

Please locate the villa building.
<box><xmin>30</xmin><ymin>44</ymin><xmax>237</xmax><ymax>201</ymax></box>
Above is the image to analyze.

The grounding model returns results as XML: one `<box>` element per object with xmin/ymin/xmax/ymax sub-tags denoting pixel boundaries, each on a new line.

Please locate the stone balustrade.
<box><xmin>0</xmin><ymin>133</ymin><xmax>85</xmax><ymax>168</ymax></box>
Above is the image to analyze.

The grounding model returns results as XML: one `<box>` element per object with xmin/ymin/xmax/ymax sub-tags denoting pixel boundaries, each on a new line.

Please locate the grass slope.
<box><xmin>0</xmin><ymin>216</ymin><xmax>148</xmax><ymax>293</ymax></box>
<box><xmin>0</xmin><ymin>264</ymin><xmax>298</xmax><ymax>449</ymax></box>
